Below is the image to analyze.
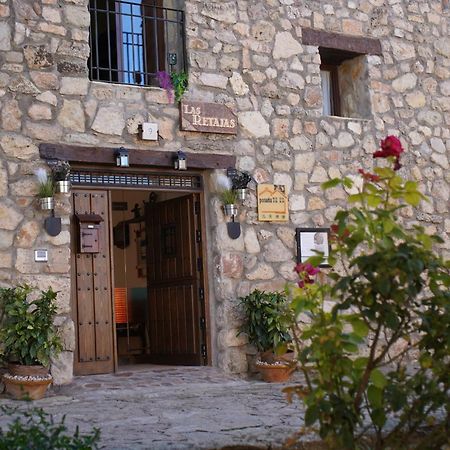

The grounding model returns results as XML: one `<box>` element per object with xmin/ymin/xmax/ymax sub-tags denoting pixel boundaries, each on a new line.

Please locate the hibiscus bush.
<box><xmin>285</xmin><ymin>136</ymin><xmax>450</xmax><ymax>449</ymax></box>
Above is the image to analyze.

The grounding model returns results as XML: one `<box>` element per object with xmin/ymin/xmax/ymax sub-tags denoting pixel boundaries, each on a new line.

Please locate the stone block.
<box><xmin>23</xmin><ymin>45</ymin><xmax>53</xmax><ymax>69</ymax></box>
<box><xmin>1</xmin><ymin>99</ymin><xmax>22</xmax><ymax>131</ymax></box>
<box><xmin>30</xmin><ymin>71</ymin><xmax>59</xmax><ymax>90</ymax></box>
<box><xmin>51</xmin><ymin>351</ymin><xmax>73</xmax><ymax>385</ymax></box>
<box><xmin>246</xmin><ymin>264</ymin><xmax>274</xmax><ymax>281</ymax></box>
<box><xmin>0</xmin><ymin>199</ymin><xmax>23</xmax><ymax>230</ymax></box>
<box><xmin>58</xmin><ymin>99</ymin><xmax>85</xmax><ymax>131</ymax></box>
<box><xmin>60</xmin><ymin>77</ymin><xmax>89</xmax><ymax>95</ymax></box>
<box><xmin>273</xmin><ymin>31</ymin><xmax>302</xmax><ymax>59</ymax></box>
<box><xmin>92</xmin><ymin>106</ymin><xmax>125</xmax><ymax>136</ymax></box>
<box><xmin>221</xmin><ymin>253</ymin><xmax>244</xmax><ymax>279</ymax></box>
<box><xmin>15</xmin><ymin>220</ymin><xmax>40</xmax><ymax>248</ymax></box>
<box><xmin>28</xmin><ymin>103</ymin><xmax>52</xmax><ymax>120</ymax></box>
<box><xmin>238</xmin><ymin>111</ymin><xmax>270</xmax><ymax>138</ymax></box>
<box><xmin>263</xmin><ymin>238</ymin><xmax>292</xmax><ymax>262</ymax></box>
<box><xmin>218</xmin><ymin>329</ymin><xmax>248</xmax><ymax>350</ymax></box>
<box><xmin>0</xmin><ymin>22</ymin><xmax>11</xmax><ymax>51</ymax></box>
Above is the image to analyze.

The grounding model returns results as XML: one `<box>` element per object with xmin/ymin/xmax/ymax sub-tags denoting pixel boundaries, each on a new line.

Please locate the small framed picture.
<box><xmin>296</xmin><ymin>228</ymin><xmax>330</xmax><ymax>267</ymax></box>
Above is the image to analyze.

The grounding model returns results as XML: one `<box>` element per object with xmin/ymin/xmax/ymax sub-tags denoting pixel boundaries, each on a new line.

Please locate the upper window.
<box><xmin>319</xmin><ymin>47</ymin><xmax>371</xmax><ymax>119</ymax></box>
<box><xmin>88</xmin><ymin>0</ymin><xmax>186</xmax><ymax>86</ymax></box>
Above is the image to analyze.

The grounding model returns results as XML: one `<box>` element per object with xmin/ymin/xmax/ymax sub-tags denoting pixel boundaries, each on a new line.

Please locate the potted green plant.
<box><xmin>238</xmin><ymin>289</ymin><xmax>295</xmax><ymax>382</ymax></box>
<box><xmin>220</xmin><ymin>189</ymin><xmax>238</xmax><ymax>216</ymax></box>
<box><xmin>0</xmin><ymin>285</ymin><xmax>62</xmax><ymax>400</ymax></box>
<box><xmin>52</xmin><ymin>160</ymin><xmax>71</xmax><ymax>194</ymax></box>
<box><xmin>34</xmin><ymin>168</ymin><xmax>54</xmax><ymax>210</ymax></box>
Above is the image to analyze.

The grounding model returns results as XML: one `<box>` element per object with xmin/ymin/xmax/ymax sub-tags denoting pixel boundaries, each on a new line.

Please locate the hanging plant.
<box><xmin>156</xmin><ymin>70</ymin><xmax>188</xmax><ymax>103</ymax></box>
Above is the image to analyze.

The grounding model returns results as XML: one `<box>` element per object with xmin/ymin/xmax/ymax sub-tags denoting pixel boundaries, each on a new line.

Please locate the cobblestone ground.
<box><xmin>0</xmin><ymin>366</ymin><xmax>311</xmax><ymax>450</ymax></box>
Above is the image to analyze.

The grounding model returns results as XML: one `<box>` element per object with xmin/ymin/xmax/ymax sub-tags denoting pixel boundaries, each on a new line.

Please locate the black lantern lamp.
<box><xmin>115</xmin><ymin>147</ymin><xmax>129</xmax><ymax>167</ymax></box>
<box><xmin>174</xmin><ymin>150</ymin><xmax>187</xmax><ymax>170</ymax></box>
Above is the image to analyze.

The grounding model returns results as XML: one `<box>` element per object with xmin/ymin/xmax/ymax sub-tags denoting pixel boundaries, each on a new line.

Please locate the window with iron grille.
<box><xmin>88</xmin><ymin>0</ymin><xmax>186</xmax><ymax>86</ymax></box>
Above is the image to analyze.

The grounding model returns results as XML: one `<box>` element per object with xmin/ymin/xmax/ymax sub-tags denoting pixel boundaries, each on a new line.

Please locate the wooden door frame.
<box><xmin>71</xmin><ymin>171</ymin><xmax>212</xmax><ymax>374</ymax></box>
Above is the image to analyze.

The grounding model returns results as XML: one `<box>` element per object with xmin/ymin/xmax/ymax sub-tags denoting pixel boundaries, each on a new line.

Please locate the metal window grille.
<box><xmin>70</xmin><ymin>170</ymin><xmax>202</xmax><ymax>191</ymax></box>
<box><xmin>88</xmin><ymin>0</ymin><xmax>186</xmax><ymax>86</ymax></box>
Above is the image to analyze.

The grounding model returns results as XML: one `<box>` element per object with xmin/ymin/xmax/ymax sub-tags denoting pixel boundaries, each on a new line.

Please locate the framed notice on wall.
<box><xmin>257</xmin><ymin>184</ymin><xmax>289</xmax><ymax>222</ymax></box>
<box><xmin>296</xmin><ymin>228</ymin><xmax>330</xmax><ymax>267</ymax></box>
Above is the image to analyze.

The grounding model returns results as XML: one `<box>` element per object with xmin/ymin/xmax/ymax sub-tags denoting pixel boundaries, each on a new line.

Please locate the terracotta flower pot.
<box><xmin>3</xmin><ymin>374</ymin><xmax>52</xmax><ymax>400</ymax></box>
<box><xmin>3</xmin><ymin>364</ymin><xmax>52</xmax><ymax>400</ymax></box>
<box><xmin>256</xmin><ymin>361</ymin><xmax>296</xmax><ymax>383</ymax></box>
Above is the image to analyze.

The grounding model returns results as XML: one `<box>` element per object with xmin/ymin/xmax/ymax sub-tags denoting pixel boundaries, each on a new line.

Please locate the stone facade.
<box><xmin>0</xmin><ymin>0</ymin><xmax>449</xmax><ymax>383</ymax></box>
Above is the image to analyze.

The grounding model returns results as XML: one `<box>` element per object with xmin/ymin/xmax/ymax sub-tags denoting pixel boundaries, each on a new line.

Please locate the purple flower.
<box><xmin>156</xmin><ymin>71</ymin><xmax>174</xmax><ymax>102</ymax></box>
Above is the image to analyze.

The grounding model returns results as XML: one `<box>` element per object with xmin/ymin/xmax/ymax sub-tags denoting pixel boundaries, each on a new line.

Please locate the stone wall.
<box><xmin>0</xmin><ymin>0</ymin><xmax>449</xmax><ymax>382</ymax></box>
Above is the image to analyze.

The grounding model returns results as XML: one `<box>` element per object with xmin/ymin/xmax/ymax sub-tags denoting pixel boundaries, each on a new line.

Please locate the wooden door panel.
<box><xmin>146</xmin><ymin>194</ymin><xmax>203</xmax><ymax>365</ymax></box>
<box><xmin>72</xmin><ymin>190</ymin><xmax>114</xmax><ymax>375</ymax></box>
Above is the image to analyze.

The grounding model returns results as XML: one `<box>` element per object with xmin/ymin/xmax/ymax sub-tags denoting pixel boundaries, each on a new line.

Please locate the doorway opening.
<box><xmin>71</xmin><ymin>169</ymin><xmax>209</xmax><ymax>376</ymax></box>
<box><xmin>111</xmin><ymin>189</ymin><xmax>207</xmax><ymax>368</ymax></box>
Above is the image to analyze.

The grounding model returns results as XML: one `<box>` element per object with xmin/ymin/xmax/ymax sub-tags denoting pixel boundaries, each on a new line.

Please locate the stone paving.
<box><xmin>0</xmin><ymin>366</ymin><xmax>312</xmax><ymax>450</ymax></box>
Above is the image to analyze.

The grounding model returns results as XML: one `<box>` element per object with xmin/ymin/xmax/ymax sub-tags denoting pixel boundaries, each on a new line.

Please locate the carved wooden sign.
<box><xmin>180</xmin><ymin>101</ymin><xmax>237</xmax><ymax>135</ymax></box>
<box><xmin>257</xmin><ymin>184</ymin><xmax>289</xmax><ymax>222</ymax></box>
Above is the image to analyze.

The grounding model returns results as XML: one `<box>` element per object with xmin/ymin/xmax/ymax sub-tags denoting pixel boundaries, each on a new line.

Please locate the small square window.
<box><xmin>319</xmin><ymin>47</ymin><xmax>371</xmax><ymax>119</ymax></box>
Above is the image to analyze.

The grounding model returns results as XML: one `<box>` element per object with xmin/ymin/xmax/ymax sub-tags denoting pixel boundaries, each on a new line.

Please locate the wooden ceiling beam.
<box><xmin>39</xmin><ymin>143</ymin><xmax>236</xmax><ymax>170</ymax></box>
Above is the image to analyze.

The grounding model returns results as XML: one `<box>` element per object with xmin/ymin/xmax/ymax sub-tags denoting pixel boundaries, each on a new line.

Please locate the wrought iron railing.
<box><xmin>88</xmin><ymin>0</ymin><xmax>186</xmax><ymax>86</ymax></box>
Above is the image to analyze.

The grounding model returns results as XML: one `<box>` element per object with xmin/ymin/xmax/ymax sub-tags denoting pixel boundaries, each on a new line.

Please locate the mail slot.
<box><xmin>76</xmin><ymin>213</ymin><xmax>104</xmax><ymax>254</ymax></box>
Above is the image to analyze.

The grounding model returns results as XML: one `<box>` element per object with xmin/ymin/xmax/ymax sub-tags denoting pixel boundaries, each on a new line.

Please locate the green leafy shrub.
<box><xmin>0</xmin><ymin>285</ymin><xmax>62</xmax><ymax>367</ymax></box>
<box><xmin>0</xmin><ymin>406</ymin><xmax>100</xmax><ymax>450</ymax></box>
<box><xmin>286</xmin><ymin>136</ymin><xmax>450</xmax><ymax>449</ymax></box>
<box><xmin>239</xmin><ymin>290</ymin><xmax>291</xmax><ymax>353</ymax></box>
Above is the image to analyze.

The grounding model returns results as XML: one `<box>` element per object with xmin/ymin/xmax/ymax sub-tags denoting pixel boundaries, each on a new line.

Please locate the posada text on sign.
<box><xmin>257</xmin><ymin>184</ymin><xmax>289</xmax><ymax>222</ymax></box>
<box><xmin>180</xmin><ymin>101</ymin><xmax>237</xmax><ymax>135</ymax></box>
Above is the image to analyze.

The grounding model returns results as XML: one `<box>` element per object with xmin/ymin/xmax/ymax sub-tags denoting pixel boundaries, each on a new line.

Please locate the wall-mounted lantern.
<box><xmin>115</xmin><ymin>147</ymin><xmax>129</xmax><ymax>167</ymax></box>
<box><xmin>174</xmin><ymin>150</ymin><xmax>187</xmax><ymax>170</ymax></box>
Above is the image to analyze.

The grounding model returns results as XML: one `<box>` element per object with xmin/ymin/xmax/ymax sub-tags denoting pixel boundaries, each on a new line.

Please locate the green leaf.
<box><xmin>321</xmin><ymin>178</ymin><xmax>341</xmax><ymax>189</ymax></box>
<box><xmin>354</xmin><ymin>357</ymin><xmax>368</xmax><ymax>370</ymax></box>
<box><xmin>372</xmin><ymin>408</ymin><xmax>387</xmax><ymax>428</ymax></box>
<box><xmin>404</xmin><ymin>181</ymin><xmax>417</xmax><ymax>192</ymax></box>
<box><xmin>367</xmin><ymin>385</ymin><xmax>383</xmax><ymax>408</ymax></box>
<box><xmin>404</xmin><ymin>192</ymin><xmax>421</xmax><ymax>206</ymax></box>
<box><xmin>366</xmin><ymin>194</ymin><xmax>382</xmax><ymax>207</ymax></box>
<box><xmin>305</xmin><ymin>404</ymin><xmax>319</xmax><ymax>426</ymax></box>
<box><xmin>348</xmin><ymin>194</ymin><xmax>364</xmax><ymax>203</ymax></box>
<box><xmin>350</xmin><ymin>319</ymin><xmax>369</xmax><ymax>338</ymax></box>
<box><xmin>370</xmin><ymin>369</ymin><xmax>387</xmax><ymax>389</ymax></box>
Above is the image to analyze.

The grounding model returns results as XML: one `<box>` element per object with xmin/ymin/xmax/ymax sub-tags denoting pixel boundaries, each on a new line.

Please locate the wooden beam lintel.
<box><xmin>302</xmin><ymin>27</ymin><xmax>382</xmax><ymax>55</ymax></box>
<box><xmin>39</xmin><ymin>143</ymin><xmax>236</xmax><ymax>170</ymax></box>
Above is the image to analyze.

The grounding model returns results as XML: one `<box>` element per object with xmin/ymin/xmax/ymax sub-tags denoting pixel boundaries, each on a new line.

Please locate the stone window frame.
<box><xmin>302</xmin><ymin>28</ymin><xmax>382</xmax><ymax>119</ymax></box>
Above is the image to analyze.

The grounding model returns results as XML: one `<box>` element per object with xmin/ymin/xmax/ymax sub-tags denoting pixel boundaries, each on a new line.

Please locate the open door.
<box><xmin>146</xmin><ymin>194</ymin><xmax>205</xmax><ymax>365</ymax></box>
<box><xmin>72</xmin><ymin>190</ymin><xmax>115</xmax><ymax>375</ymax></box>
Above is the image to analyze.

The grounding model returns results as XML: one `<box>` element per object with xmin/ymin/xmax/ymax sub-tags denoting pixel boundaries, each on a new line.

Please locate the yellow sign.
<box><xmin>257</xmin><ymin>184</ymin><xmax>289</xmax><ymax>222</ymax></box>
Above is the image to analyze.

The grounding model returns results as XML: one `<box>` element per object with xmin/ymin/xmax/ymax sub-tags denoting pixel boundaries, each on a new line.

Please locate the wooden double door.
<box><xmin>72</xmin><ymin>189</ymin><xmax>207</xmax><ymax>375</ymax></box>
